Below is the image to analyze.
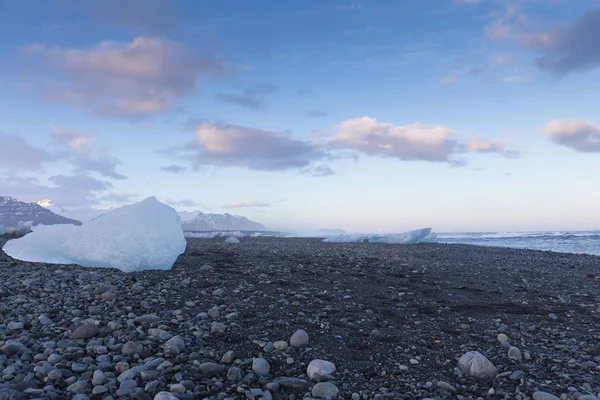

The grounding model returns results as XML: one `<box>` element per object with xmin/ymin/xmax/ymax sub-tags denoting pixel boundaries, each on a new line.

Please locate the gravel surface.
<box><xmin>0</xmin><ymin>236</ymin><xmax>599</xmax><ymax>400</ymax></box>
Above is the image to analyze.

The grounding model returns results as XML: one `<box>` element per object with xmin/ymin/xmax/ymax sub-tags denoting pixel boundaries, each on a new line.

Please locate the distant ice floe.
<box><xmin>184</xmin><ymin>231</ymin><xmax>246</xmax><ymax>239</ymax></box>
<box><xmin>2</xmin><ymin>197</ymin><xmax>186</xmax><ymax>273</ymax></box>
<box><xmin>323</xmin><ymin>228</ymin><xmax>437</xmax><ymax>244</ymax></box>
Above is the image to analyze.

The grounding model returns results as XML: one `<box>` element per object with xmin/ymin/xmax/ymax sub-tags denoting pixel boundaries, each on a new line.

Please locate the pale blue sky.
<box><xmin>1</xmin><ymin>0</ymin><xmax>599</xmax><ymax>232</ymax></box>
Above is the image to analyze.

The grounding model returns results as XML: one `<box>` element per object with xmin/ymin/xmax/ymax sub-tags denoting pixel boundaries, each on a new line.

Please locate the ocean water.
<box><xmin>437</xmin><ymin>231</ymin><xmax>600</xmax><ymax>256</ymax></box>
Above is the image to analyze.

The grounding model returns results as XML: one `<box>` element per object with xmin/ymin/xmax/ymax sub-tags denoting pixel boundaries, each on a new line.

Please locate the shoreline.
<box><xmin>1</xmin><ymin>237</ymin><xmax>599</xmax><ymax>399</ymax></box>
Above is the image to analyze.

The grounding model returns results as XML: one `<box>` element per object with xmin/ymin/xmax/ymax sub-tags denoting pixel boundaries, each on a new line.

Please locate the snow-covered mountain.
<box><xmin>36</xmin><ymin>200</ymin><xmax>113</xmax><ymax>223</ymax></box>
<box><xmin>36</xmin><ymin>199</ymin><xmax>65</xmax><ymax>215</ymax></box>
<box><xmin>179</xmin><ymin>211</ymin><xmax>266</xmax><ymax>231</ymax></box>
<box><xmin>0</xmin><ymin>196</ymin><xmax>82</xmax><ymax>227</ymax></box>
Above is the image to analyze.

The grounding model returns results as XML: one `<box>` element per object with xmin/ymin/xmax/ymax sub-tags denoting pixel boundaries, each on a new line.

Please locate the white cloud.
<box><xmin>328</xmin><ymin>117</ymin><xmax>460</xmax><ymax>162</ymax></box>
<box><xmin>51</xmin><ymin>127</ymin><xmax>95</xmax><ymax>156</ymax></box>
<box><xmin>190</xmin><ymin>123</ymin><xmax>324</xmax><ymax>171</ymax></box>
<box><xmin>542</xmin><ymin>119</ymin><xmax>600</xmax><ymax>152</ymax></box>
<box><xmin>23</xmin><ymin>37</ymin><xmax>227</xmax><ymax>118</ymax></box>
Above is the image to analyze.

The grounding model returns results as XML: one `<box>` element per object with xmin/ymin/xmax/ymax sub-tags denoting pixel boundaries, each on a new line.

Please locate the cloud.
<box><xmin>48</xmin><ymin>174</ymin><xmax>113</xmax><ymax>191</ymax></box>
<box><xmin>187</xmin><ymin>123</ymin><xmax>324</xmax><ymax>171</ymax></box>
<box><xmin>73</xmin><ymin>155</ymin><xmax>127</xmax><ymax>180</ymax></box>
<box><xmin>441</xmin><ymin>73</ymin><xmax>461</xmax><ymax>85</ymax></box>
<box><xmin>542</xmin><ymin>119</ymin><xmax>600</xmax><ymax>152</ymax></box>
<box><xmin>161</xmin><ymin>164</ymin><xmax>186</xmax><ymax>174</ymax></box>
<box><xmin>0</xmin><ymin>173</ymin><xmax>112</xmax><ymax>207</ymax></box>
<box><xmin>306</xmin><ymin>109</ymin><xmax>329</xmax><ymax>117</ymax></box>
<box><xmin>223</xmin><ymin>201</ymin><xmax>271</xmax><ymax>209</ymax></box>
<box><xmin>166</xmin><ymin>198</ymin><xmax>202</xmax><ymax>207</ymax></box>
<box><xmin>328</xmin><ymin>117</ymin><xmax>517</xmax><ymax>163</ymax></box>
<box><xmin>100</xmin><ymin>191</ymin><xmax>139</xmax><ymax>203</ymax></box>
<box><xmin>467</xmin><ymin>138</ymin><xmax>520</xmax><ymax>158</ymax></box>
<box><xmin>51</xmin><ymin>127</ymin><xmax>95</xmax><ymax>156</ymax></box>
<box><xmin>328</xmin><ymin>117</ymin><xmax>460</xmax><ymax>162</ymax></box>
<box><xmin>484</xmin><ymin>5</ymin><xmax>528</xmax><ymax>40</ymax></box>
<box><xmin>215</xmin><ymin>84</ymin><xmax>278</xmax><ymax>109</ymax></box>
<box><xmin>307</xmin><ymin>165</ymin><xmax>335</xmax><ymax>177</ymax></box>
<box><xmin>535</xmin><ymin>9</ymin><xmax>600</xmax><ymax>75</ymax></box>
<box><xmin>22</xmin><ymin>37</ymin><xmax>227</xmax><ymax>118</ymax></box>
<box><xmin>0</xmin><ymin>133</ymin><xmax>56</xmax><ymax>171</ymax></box>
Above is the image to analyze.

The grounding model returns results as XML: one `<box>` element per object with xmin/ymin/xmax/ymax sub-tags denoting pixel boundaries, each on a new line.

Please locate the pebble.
<box><xmin>221</xmin><ymin>350</ymin><xmax>235</xmax><ymax>364</ymax></box>
<box><xmin>252</xmin><ymin>357</ymin><xmax>271</xmax><ymax>376</ymax></box>
<box><xmin>532</xmin><ymin>392</ymin><xmax>561</xmax><ymax>400</ymax></box>
<box><xmin>498</xmin><ymin>333</ymin><xmax>509</xmax><ymax>343</ymax></box>
<box><xmin>312</xmin><ymin>382</ymin><xmax>340</xmax><ymax>397</ymax></box>
<box><xmin>274</xmin><ymin>340</ymin><xmax>289</xmax><ymax>350</ymax></box>
<box><xmin>307</xmin><ymin>359</ymin><xmax>336</xmax><ymax>380</ymax></box>
<box><xmin>437</xmin><ymin>381</ymin><xmax>456</xmax><ymax>393</ymax></box>
<box><xmin>199</xmin><ymin>362</ymin><xmax>225</xmax><ymax>377</ymax></box>
<box><xmin>508</xmin><ymin>346</ymin><xmax>523</xmax><ymax>362</ymax></box>
<box><xmin>290</xmin><ymin>329</ymin><xmax>309</xmax><ymax>348</ymax></box>
<box><xmin>71</xmin><ymin>323</ymin><xmax>99</xmax><ymax>339</ymax></box>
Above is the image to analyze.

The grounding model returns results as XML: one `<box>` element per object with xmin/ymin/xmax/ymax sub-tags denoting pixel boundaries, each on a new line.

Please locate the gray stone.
<box><xmin>135</xmin><ymin>314</ymin><xmax>161</xmax><ymax>325</ymax></box>
<box><xmin>227</xmin><ymin>366</ymin><xmax>242</xmax><ymax>381</ymax></box>
<box><xmin>71</xmin><ymin>324</ymin><xmax>99</xmax><ymax>340</ymax></box>
<box><xmin>508</xmin><ymin>346</ymin><xmax>522</xmax><ymax>362</ymax></box>
<box><xmin>163</xmin><ymin>335</ymin><xmax>185</xmax><ymax>357</ymax></box>
<box><xmin>7</xmin><ymin>322</ymin><xmax>23</xmax><ymax>331</ymax></box>
<box><xmin>122</xmin><ymin>341</ymin><xmax>144</xmax><ymax>356</ymax></box>
<box><xmin>207</xmin><ymin>306</ymin><xmax>220</xmax><ymax>318</ymax></box>
<box><xmin>221</xmin><ymin>350</ymin><xmax>235</xmax><ymax>364</ymax></box>
<box><xmin>532</xmin><ymin>392</ymin><xmax>560</xmax><ymax>400</ymax></box>
<box><xmin>312</xmin><ymin>382</ymin><xmax>339</xmax><ymax>398</ymax></box>
<box><xmin>307</xmin><ymin>359</ymin><xmax>336</xmax><ymax>380</ymax></box>
<box><xmin>199</xmin><ymin>362</ymin><xmax>225</xmax><ymax>377</ymax></box>
<box><xmin>290</xmin><ymin>329</ymin><xmax>309</xmax><ymax>348</ymax></box>
<box><xmin>252</xmin><ymin>358</ymin><xmax>271</xmax><ymax>376</ymax></box>
<box><xmin>437</xmin><ymin>381</ymin><xmax>456</xmax><ymax>393</ymax></box>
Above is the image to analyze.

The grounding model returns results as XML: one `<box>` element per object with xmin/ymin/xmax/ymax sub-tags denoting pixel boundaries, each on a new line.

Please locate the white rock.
<box><xmin>307</xmin><ymin>359</ymin><xmax>336</xmax><ymax>380</ymax></box>
<box><xmin>2</xmin><ymin>197</ymin><xmax>186</xmax><ymax>272</ymax></box>
<box><xmin>497</xmin><ymin>333</ymin><xmax>509</xmax><ymax>344</ymax></box>
<box><xmin>458</xmin><ymin>351</ymin><xmax>498</xmax><ymax>379</ymax></box>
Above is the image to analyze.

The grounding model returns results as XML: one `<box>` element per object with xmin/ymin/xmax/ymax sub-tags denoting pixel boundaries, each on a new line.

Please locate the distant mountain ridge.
<box><xmin>0</xmin><ymin>196</ymin><xmax>82</xmax><ymax>227</ymax></box>
<box><xmin>179</xmin><ymin>211</ymin><xmax>266</xmax><ymax>231</ymax></box>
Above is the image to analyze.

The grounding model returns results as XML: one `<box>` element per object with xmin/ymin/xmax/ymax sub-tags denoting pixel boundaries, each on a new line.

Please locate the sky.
<box><xmin>1</xmin><ymin>0</ymin><xmax>600</xmax><ymax>233</ymax></box>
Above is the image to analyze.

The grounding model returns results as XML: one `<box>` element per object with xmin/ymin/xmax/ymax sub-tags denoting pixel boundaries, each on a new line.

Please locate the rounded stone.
<box><xmin>252</xmin><ymin>357</ymin><xmax>271</xmax><ymax>376</ymax></box>
<box><xmin>71</xmin><ymin>324</ymin><xmax>99</xmax><ymax>340</ymax></box>
<box><xmin>274</xmin><ymin>341</ymin><xmax>288</xmax><ymax>351</ymax></box>
<box><xmin>290</xmin><ymin>330</ymin><xmax>309</xmax><ymax>348</ymax></box>
<box><xmin>312</xmin><ymin>382</ymin><xmax>339</xmax><ymax>398</ymax></box>
<box><xmin>532</xmin><ymin>392</ymin><xmax>560</xmax><ymax>400</ymax></box>
<box><xmin>497</xmin><ymin>333</ymin><xmax>509</xmax><ymax>344</ymax></box>
<box><xmin>307</xmin><ymin>359</ymin><xmax>336</xmax><ymax>380</ymax></box>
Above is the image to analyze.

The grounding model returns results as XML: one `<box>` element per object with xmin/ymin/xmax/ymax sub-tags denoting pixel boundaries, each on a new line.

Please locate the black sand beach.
<box><xmin>0</xmin><ymin>237</ymin><xmax>599</xmax><ymax>399</ymax></box>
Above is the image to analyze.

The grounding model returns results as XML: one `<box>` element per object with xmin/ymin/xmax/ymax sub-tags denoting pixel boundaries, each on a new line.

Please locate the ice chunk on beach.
<box><xmin>323</xmin><ymin>228</ymin><xmax>435</xmax><ymax>244</ymax></box>
<box><xmin>0</xmin><ymin>225</ymin><xmax>5</xmax><ymax>236</ymax></box>
<box><xmin>224</xmin><ymin>236</ymin><xmax>240</xmax><ymax>244</ymax></box>
<box><xmin>2</xmin><ymin>197</ymin><xmax>186</xmax><ymax>272</ymax></box>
